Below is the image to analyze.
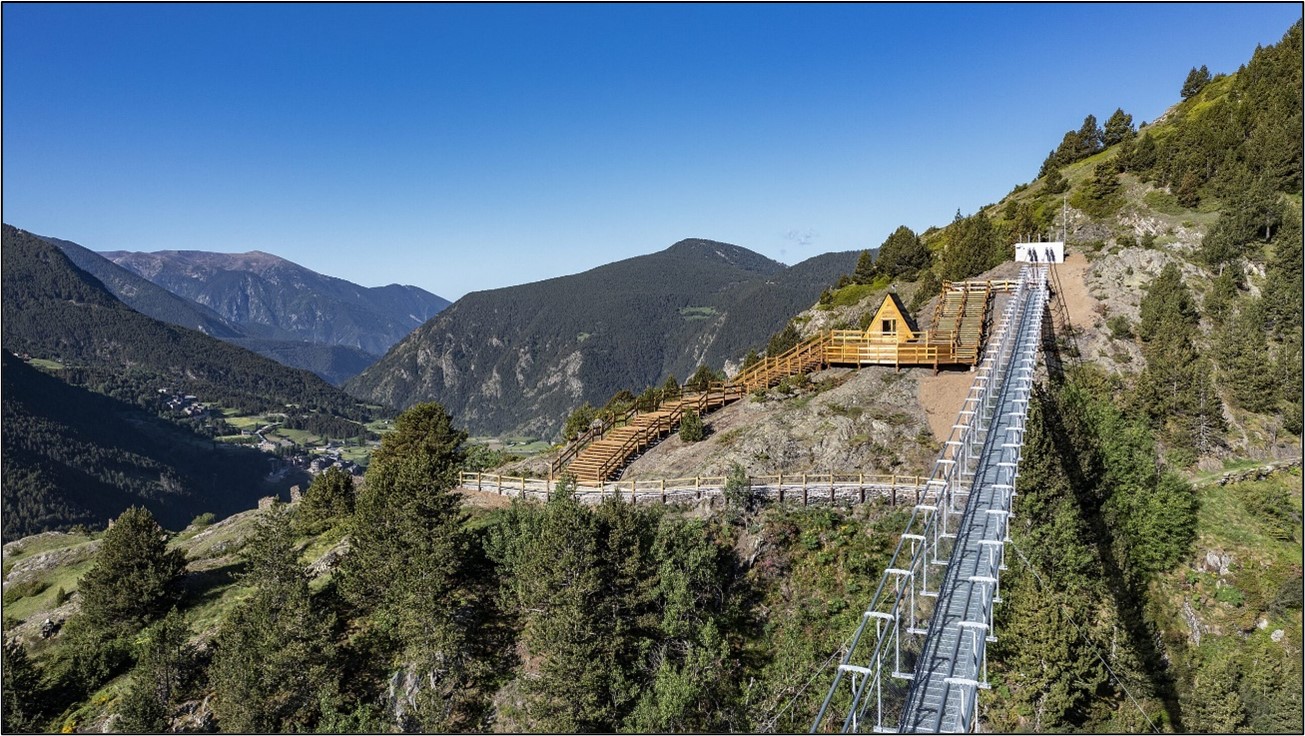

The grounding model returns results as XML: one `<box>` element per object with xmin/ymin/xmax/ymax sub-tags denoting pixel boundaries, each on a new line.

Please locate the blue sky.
<box><xmin>3</xmin><ymin>3</ymin><xmax>1300</xmax><ymax>300</ymax></box>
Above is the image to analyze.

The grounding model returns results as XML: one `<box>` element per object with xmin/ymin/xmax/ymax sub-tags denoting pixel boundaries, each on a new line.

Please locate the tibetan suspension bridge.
<box><xmin>811</xmin><ymin>262</ymin><xmax>1054</xmax><ymax>733</ymax></box>
<box><xmin>459</xmin><ymin>249</ymin><xmax>1068</xmax><ymax>733</ymax></box>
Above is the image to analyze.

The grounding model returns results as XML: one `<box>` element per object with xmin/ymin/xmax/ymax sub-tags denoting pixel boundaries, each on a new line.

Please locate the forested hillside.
<box><xmin>102</xmin><ymin>249</ymin><xmax>450</xmax><ymax>356</ymax></box>
<box><xmin>1</xmin><ymin>224</ymin><xmax>373</xmax><ymax>420</ymax></box>
<box><xmin>1</xmin><ymin>351</ymin><xmax>300</xmax><ymax>542</ymax></box>
<box><xmin>347</xmin><ymin>239</ymin><xmax>860</xmax><ymax>437</ymax></box>
<box><xmin>2</xmin><ymin>19</ymin><xmax>1301</xmax><ymax>736</ymax></box>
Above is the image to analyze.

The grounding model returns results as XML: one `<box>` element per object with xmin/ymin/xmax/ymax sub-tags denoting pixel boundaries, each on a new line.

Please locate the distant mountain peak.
<box><xmin>664</xmin><ymin>238</ymin><xmax>785</xmax><ymax>274</ymax></box>
<box><xmin>101</xmin><ymin>248</ymin><xmax>450</xmax><ymax>355</ymax></box>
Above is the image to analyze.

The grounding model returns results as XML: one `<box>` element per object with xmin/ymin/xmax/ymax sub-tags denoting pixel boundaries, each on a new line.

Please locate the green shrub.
<box><xmin>1215</xmin><ymin>584</ymin><xmax>1246</xmax><ymax>607</ymax></box>
<box><xmin>1107</xmin><ymin>315</ymin><xmax>1134</xmax><ymax>340</ymax></box>
<box><xmin>1</xmin><ymin>580</ymin><xmax>48</xmax><ymax>606</ymax></box>
<box><xmin>678</xmin><ymin>411</ymin><xmax>706</xmax><ymax>443</ymax></box>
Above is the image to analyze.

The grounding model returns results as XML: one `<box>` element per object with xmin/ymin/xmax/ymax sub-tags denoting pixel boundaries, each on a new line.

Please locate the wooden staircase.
<box><xmin>733</xmin><ymin>331</ymin><xmax>832</xmax><ymax>393</ymax></box>
<box><xmin>928</xmin><ymin>281</ymin><xmax>991</xmax><ymax>364</ymax></box>
<box><xmin>565</xmin><ymin>386</ymin><xmax>744</xmax><ymax>484</ymax></box>
<box><xmin>555</xmin><ymin>281</ymin><xmax>1006</xmax><ymax>484</ymax></box>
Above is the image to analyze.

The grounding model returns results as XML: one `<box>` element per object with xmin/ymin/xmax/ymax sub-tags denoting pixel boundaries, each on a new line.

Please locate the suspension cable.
<box><xmin>1006</xmin><ymin>539</ymin><xmax>1160</xmax><ymax>734</ymax></box>
<box><xmin>760</xmin><ymin>634</ymin><xmax>852</xmax><ymax>733</ymax></box>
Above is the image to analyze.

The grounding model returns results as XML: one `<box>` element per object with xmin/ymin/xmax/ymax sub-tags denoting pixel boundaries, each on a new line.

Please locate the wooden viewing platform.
<box><xmin>553</xmin><ymin>279</ymin><xmax>1019</xmax><ymax>484</ymax></box>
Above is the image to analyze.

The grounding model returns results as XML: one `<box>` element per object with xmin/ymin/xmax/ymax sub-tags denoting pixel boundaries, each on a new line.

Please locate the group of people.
<box><xmin>1025</xmin><ymin>245</ymin><xmax>1058</xmax><ymax>263</ymax></box>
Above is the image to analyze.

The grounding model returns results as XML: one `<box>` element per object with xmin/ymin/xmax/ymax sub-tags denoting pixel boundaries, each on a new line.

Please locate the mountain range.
<box><xmin>35</xmin><ymin>235</ymin><xmax>449</xmax><ymax>384</ymax></box>
<box><xmin>346</xmin><ymin>239</ymin><xmax>862</xmax><ymax>437</ymax></box>
<box><xmin>102</xmin><ymin>249</ymin><xmax>450</xmax><ymax>356</ymax></box>
<box><xmin>0</xmin><ymin>224</ymin><xmax>387</xmax><ymax>538</ymax></box>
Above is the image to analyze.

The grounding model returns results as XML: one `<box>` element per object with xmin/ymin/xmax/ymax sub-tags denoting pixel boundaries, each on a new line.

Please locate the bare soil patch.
<box><xmin>915</xmin><ymin>368</ymin><xmax>976</xmax><ymax>443</ymax></box>
<box><xmin>1053</xmin><ymin>251</ymin><xmax>1099</xmax><ymax>332</ymax></box>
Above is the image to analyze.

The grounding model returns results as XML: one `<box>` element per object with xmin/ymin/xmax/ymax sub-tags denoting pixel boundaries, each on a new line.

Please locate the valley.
<box><xmin>2</xmin><ymin>14</ymin><xmax>1301</xmax><ymax>736</ymax></box>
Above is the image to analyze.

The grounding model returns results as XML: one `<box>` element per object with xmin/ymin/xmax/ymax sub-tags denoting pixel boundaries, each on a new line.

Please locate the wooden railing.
<box><xmin>458</xmin><ymin>470</ymin><xmax>932</xmax><ymax>507</ymax></box>
<box><xmin>549</xmin><ymin>403</ymin><xmax>639</xmax><ymax>476</ymax></box>
<box><xmin>584</xmin><ymin>384</ymin><xmax>745</xmax><ymax>481</ymax></box>
<box><xmin>734</xmin><ymin>331</ymin><xmax>831</xmax><ymax>393</ymax></box>
<box><xmin>548</xmin><ymin>281</ymin><xmax>1005</xmax><ymax>480</ymax></box>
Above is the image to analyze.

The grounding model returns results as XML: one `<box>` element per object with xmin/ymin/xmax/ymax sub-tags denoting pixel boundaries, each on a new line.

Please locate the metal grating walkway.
<box><xmin>812</xmin><ymin>265</ymin><xmax>1049</xmax><ymax>734</ymax></box>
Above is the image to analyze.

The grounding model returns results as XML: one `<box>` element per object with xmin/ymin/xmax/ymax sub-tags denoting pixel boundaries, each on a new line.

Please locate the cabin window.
<box><xmin>882</xmin><ymin>319</ymin><xmax>896</xmax><ymax>334</ymax></box>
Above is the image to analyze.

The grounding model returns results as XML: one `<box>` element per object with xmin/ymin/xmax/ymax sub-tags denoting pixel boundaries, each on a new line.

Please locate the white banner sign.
<box><xmin>1015</xmin><ymin>241</ymin><xmax>1064</xmax><ymax>263</ymax></box>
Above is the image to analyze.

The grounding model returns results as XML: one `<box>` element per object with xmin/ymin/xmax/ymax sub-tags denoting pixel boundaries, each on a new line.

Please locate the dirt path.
<box><xmin>1053</xmin><ymin>251</ymin><xmax>1098</xmax><ymax>332</ymax></box>
<box><xmin>914</xmin><ymin>255</ymin><xmax>1094</xmax><ymax>445</ymax></box>
<box><xmin>916</xmin><ymin>368</ymin><xmax>976</xmax><ymax>443</ymax></box>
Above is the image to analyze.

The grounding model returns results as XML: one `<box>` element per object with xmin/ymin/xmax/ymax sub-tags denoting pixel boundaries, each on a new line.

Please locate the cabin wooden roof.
<box><xmin>869</xmin><ymin>292</ymin><xmax>920</xmax><ymax>336</ymax></box>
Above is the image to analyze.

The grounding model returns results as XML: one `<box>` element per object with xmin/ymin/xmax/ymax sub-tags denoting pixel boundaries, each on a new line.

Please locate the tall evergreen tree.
<box><xmin>298</xmin><ymin>465</ymin><xmax>356</xmax><ymax>529</ymax></box>
<box><xmin>78</xmin><ymin>506</ymin><xmax>186</xmax><ymax>635</ymax></box>
<box><xmin>1216</xmin><ymin>299</ymin><xmax>1278</xmax><ymax>413</ymax></box>
<box><xmin>630</xmin><ymin>516</ymin><xmax>741</xmax><ymax>732</ymax></box>
<box><xmin>1136</xmin><ymin>263</ymin><xmax>1198</xmax><ymax>342</ymax></box>
<box><xmin>873</xmin><ymin>225</ymin><xmax>930</xmax><ymax>279</ymax></box>
<box><xmin>2</xmin><ymin>640</ymin><xmax>45</xmax><ymax>733</ymax></box>
<box><xmin>941</xmin><ymin>211</ymin><xmax>1004</xmax><ymax>281</ymax></box>
<box><xmin>851</xmin><ymin>249</ymin><xmax>876</xmax><ymax>285</ymax></box>
<box><xmin>1080</xmin><ymin>161</ymin><xmax>1123</xmax><ymax>216</ymax></box>
<box><xmin>1103</xmin><ymin>107</ymin><xmax>1136</xmax><ymax>147</ymax></box>
<box><xmin>1044</xmin><ymin>167</ymin><xmax>1069</xmax><ymax>194</ymax></box>
<box><xmin>117</xmin><ymin>609</ymin><xmax>195</xmax><ymax>733</ymax></box>
<box><xmin>1075</xmin><ymin>114</ymin><xmax>1104</xmax><ymax>158</ymax></box>
<box><xmin>514</xmin><ymin>484</ymin><xmax>621</xmax><ymax>731</ymax></box>
<box><xmin>765</xmin><ymin>322</ymin><xmax>802</xmax><ymax>357</ymax></box>
<box><xmin>366</xmin><ymin>401</ymin><xmax>466</xmax><ymax>492</ymax></box>
<box><xmin>210</xmin><ymin>506</ymin><xmax>337</xmax><ymax>733</ymax></box>
<box><xmin>1182</xmin><ymin>64</ymin><xmax>1213</xmax><ymax>98</ymax></box>
<box><xmin>337</xmin><ymin>401</ymin><xmax>481</xmax><ymax>730</ymax></box>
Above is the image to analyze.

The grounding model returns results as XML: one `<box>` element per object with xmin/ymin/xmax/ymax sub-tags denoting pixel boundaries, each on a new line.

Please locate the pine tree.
<box><xmin>660</xmin><ymin>374</ymin><xmax>681</xmax><ymax>400</ymax></box>
<box><xmin>1136</xmin><ymin>264</ymin><xmax>1198</xmax><ymax>342</ymax></box>
<box><xmin>686</xmin><ymin>364</ymin><xmax>724</xmax><ymax>392</ymax></box>
<box><xmin>210</xmin><ymin>507</ymin><xmax>337</xmax><ymax>732</ymax></box>
<box><xmin>1216</xmin><ymin>299</ymin><xmax>1278</xmax><ymax>413</ymax></box>
<box><xmin>852</xmin><ymin>249</ymin><xmax>876</xmax><ymax>284</ymax></box>
<box><xmin>941</xmin><ymin>211</ymin><xmax>1003</xmax><ymax>281</ymax></box>
<box><xmin>78</xmin><ymin>506</ymin><xmax>186</xmax><ymax>635</ymax></box>
<box><xmin>1182</xmin><ymin>64</ymin><xmax>1212</xmax><ymax>98</ymax></box>
<box><xmin>117</xmin><ymin>609</ymin><xmax>194</xmax><ymax>733</ymax></box>
<box><xmin>337</xmin><ymin>401</ymin><xmax>480</xmax><ymax>730</ymax></box>
<box><xmin>1103</xmin><ymin>108</ymin><xmax>1135</xmax><ymax>147</ymax></box>
<box><xmin>765</xmin><ymin>322</ymin><xmax>801</xmax><ymax>357</ymax></box>
<box><xmin>1202</xmin><ymin>267</ymin><xmax>1241</xmax><ymax>325</ymax></box>
<box><xmin>367</xmin><ymin>401</ymin><xmax>466</xmax><ymax>492</ymax></box>
<box><xmin>1129</xmin><ymin>133</ymin><xmax>1159</xmax><ymax>174</ymax></box>
<box><xmin>2</xmin><ymin>640</ymin><xmax>45</xmax><ymax>733</ymax></box>
<box><xmin>516</xmin><ymin>486</ymin><xmax>619</xmax><ymax>731</ymax></box>
<box><xmin>563</xmin><ymin>402</ymin><xmax>598</xmax><ymax>441</ymax></box>
<box><xmin>1075</xmin><ymin>114</ymin><xmax>1104</xmax><ymax>157</ymax></box>
<box><xmin>629</xmin><ymin>516</ymin><xmax>741</xmax><ymax>731</ymax></box>
<box><xmin>1081</xmin><ymin>161</ymin><xmax>1122</xmax><ymax>216</ymax></box>
<box><xmin>874</xmin><ymin>225</ymin><xmax>930</xmax><ymax>279</ymax></box>
<box><xmin>299</xmin><ymin>465</ymin><xmax>356</xmax><ymax>527</ymax></box>
<box><xmin>678</xmin><ymin>410</ymin><xmax>706</xmax><ymax>442</ymax></box>
<box><xmin>1264</xmin><ymin>214</ymin><xmax>1302</xmax><ymax>331</ymax></box>
<box><xmin>1175</xmin><ymin>170</ymin><xmax>1202</xmax><ymax>208</ymax></box>
<box><xmin>1044</xmin><ymin>167</ymin><xmax>1069</xmax><ymax>194</ymax></box>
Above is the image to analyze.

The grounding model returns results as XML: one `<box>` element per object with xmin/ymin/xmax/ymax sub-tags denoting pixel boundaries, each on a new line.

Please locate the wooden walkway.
<box><xmin>553</xmin><ymin>280</ymin><xmax>1015</xmax><ymax>484</ymax></box>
